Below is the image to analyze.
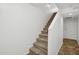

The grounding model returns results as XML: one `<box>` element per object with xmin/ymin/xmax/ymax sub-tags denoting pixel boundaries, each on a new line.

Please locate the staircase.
<box><xmin>27</xmin><ymin>12</ymin><xmax>57</xmax><ymax>55</ymax></box>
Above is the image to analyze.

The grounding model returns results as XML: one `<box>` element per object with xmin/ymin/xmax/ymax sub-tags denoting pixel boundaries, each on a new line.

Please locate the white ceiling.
<box><xmin>30</xmin><ymin>3</ymin><xmax>79</xmax><ymax>10</ymax></box>
<box><xmin>29</xmin><ymin>3</ymin><xmax>58</xmax><ymax>14</ymax></box>
<box><xmin>29</xmin><ymin>3</ymin><xmax>79</xmax><ymax>17</ymax></box>
<box><xmin>56</xmin><ymin>3</ymin><xmax>79</xmax><ymax>10</ymax></box>
<box><xmin>56</xmin><ymin>3</ymin><xmax>79</xmax><ymax>17</ymax></box>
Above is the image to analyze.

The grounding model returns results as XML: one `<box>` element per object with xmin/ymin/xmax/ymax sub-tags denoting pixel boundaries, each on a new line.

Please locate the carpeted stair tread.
<box><xmin>43</xmin><ymin>29</ymin><xmax>48</xmax><ymax>32</ymax></box>
<box><xmin>33</xmin><ymin>41</ymin><xmax>47</xmax><ymax>50</ymax></box>
<box><xmin>41</xmin><ymin>30</ymin><xmax>48</xmax><ymax>34</ymax></box>
<box><xmin>37</xmin><ymin>38</ymin><xmax>48</xmax><ymax>43</ymax></box>
<box><xmin>34</xmin><ymin>45</ymin><xmax>47</xmax><ymax>54</ymax></box>
<box><xmin>27</xmin><ymin>51</ymin><xmax>37</xmax><ymax>55</ymax></box>
<box><xmin>30</xmin><ymin>47</ymin><xmax>46</xmax><ymax>55</ymax></box>
<box><xmin>43</xmin><ymin>27</ymin><xmax>48</xmax><ymax>30</ymax></box>
<box><xmin>39</xmin><ymin>33</ymin><xmax>48</xmax><ymax>39</ymax></box>
<box><xmin>39</xmin><ymin>33</ymin><xmax>48</xmax><ymax>37</ymax></box>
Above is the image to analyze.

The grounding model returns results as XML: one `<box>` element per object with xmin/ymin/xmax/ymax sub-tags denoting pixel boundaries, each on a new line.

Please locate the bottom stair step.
<box><xmin>34</xmin><ymin>45</ymin><xmax>47</xmax><ymax>54</ymax></box>
<box><xmin>30</xmin><ymin>47</ymin><xmax>47</xmax><ymax>55</ymax></box>
<box><xmin>27</xmin><ymin>51</ymin><xmax>37</xmax><ymax>55</ymax></box>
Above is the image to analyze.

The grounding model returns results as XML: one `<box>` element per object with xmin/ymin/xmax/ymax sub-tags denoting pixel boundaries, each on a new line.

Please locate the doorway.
<box><xmin>63</xmin><ymin>16</ymin><xmax>78</xmax><ymax>40</ymax></box>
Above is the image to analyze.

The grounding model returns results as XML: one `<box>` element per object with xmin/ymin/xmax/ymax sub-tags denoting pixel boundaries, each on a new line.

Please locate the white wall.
<box><xmin>0</xmin><ymin>3</ymin><xmax>50</xmax><ymax>55</ymax></box>
<box><xmin>63</xmin><ymin>16</ymin><xmax>78</xmax><ymax>40</ymax></box>
<box><xmin>48</xmin><ymin>12</ymin><xmax>63</xmax><ymax>55</ymax></box>
<box><xmin>77</xmin><ymin>16</ymin><xmax>79</xmax><ymax>44</ymax></box>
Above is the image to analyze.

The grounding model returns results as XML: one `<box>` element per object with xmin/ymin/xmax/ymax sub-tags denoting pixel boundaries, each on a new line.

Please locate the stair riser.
<box><xmin>45</xmin><ymin>25</ymin><xmax>49</xmax><ymax>28</ymax></box>
<box><xmin>34</xmin><ymin>45</ymin><xmax>47</xmax><ymax>54</ymax></box>
<box><xmin>39</xmin><ymin>35</ymin><xmax>48</xmax><ymax>39</ymax></box>
<box><xmin>37</xmin><ymin>39</ymin><xmax>48</xmax><ymax>44</ymax></box>
<box><xmin>43</xmin><ymin>29</ymin><xmax>48</xmax><ymax>31</ymax></box>
<box><xmin>44</xmin><ymin>26</ymin><xmax>48</xmax><ymax>28</ymax></box>
<box><xmin>34</xmin><ymin>44</ymin><xmax>47</xmax><ymax>50</ymax></box>
<box><xmin>43</xmin><ymin>28</ymin><xmax>48</xmax><ymax>30</ymax></box>
<box><xmin>34</xmin><ymin>42</ymin><xmax>48</xmax><ymax>50</ymax></box>
<box><xmin>29</xmin><ymin>50</ymin><xmax>39</xmax><ymax>55</ymax></box>
<box><xmin>30</xmin><ymin>48</ymin><xmax>46</xmax><ymax>55</ymax></box>
<box><xmin>45</xmin><ymin>23</ymin><xmax>51</xmax><ymax>27</ymax></box>
<box><xmin>27</xmin><ymin>51</ymin><xmax>37</xmax><ymax>55</ymax></box>
<box><xmin>41</xmin><ymin>31</ymin><xmax>48</xmax><ymax>34</ymax></box>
